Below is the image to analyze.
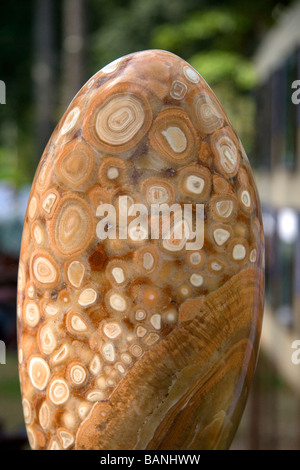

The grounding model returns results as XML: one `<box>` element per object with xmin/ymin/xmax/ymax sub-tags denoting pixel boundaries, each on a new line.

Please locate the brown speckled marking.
<box><xmin>17</xmin><ymin>50</ymin><xmax>264</xmax><ymax>450</ymax></box>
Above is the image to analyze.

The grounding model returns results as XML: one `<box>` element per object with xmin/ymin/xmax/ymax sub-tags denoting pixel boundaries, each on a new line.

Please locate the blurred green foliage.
<box><xmin>152</xmin><ymin>9</ymin><xmax>245</xmax><ymax>51</ymax></box>
<box><xmin>0</xmin><ymin>352</ymin><xmax>24</xmax><ymax>432</ymax></box>
<box><xmin>0</xmin><ymin>0</ymin><xmax>294</xmax><ymax>186</ymax></box>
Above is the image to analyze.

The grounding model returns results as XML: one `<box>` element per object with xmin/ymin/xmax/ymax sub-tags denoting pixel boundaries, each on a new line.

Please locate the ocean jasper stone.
<box><xmin>17</xmin><ymin>50</ymin><xmax>264</xmax><ymax>450</ymax></box>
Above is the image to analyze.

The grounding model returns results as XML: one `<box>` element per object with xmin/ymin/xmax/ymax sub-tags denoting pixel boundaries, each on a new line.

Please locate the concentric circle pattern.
<box><xmin>17</xmin><ymin>50</ymin><xmax>264</xmax><ymax>450</ymax></box>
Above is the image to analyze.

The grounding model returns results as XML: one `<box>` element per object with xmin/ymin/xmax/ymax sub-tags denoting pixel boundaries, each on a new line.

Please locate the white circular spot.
<box><xmin>29</xmin><ymin>357</ymin><xmax>50</xmax><ymax>391</ymax></box>
<box><xmin>101</xmin><ymin>58</ymin><xmax>122</xmax><ymax>74</ymax></box>
<box><xmin>71</xmin><ymin>314</ymin><xmax>88</xmax><ymax>332</ymax></box>
<box><xmin>150</xmin><ymin>314</ymin><xmax>161</xmax><ymax>330</ymax></box>
<box><xmin>147</xmin><ymin>185</ymin><xmax>169</xmax><ymax>204</ymax></box>
<box><xmin>61</xmin><ymin>107</ymin><xmax>80</xmax><ymax>135</ymax></box>
<box><xmin>189</xmin><ymin>252</ymin><xmax>201</xmax><ymax>265</ymax></box>
<box><xmin>136</xmin><ymin>326</ymin><xmax>147</xmax><ymax>337</ymax></box>
<box><xmin>87</xmin><ymin>78</ymin><xmax>95</xmax><ymax>89</ymax></box>
<box><xmin>23</xmin><ymin>398</ymin><xmax>33</xmax><ymax>424</ymax></box>
<box><xmin>130</xmin><ymin>344</ymin><xmax>143</xmax><ymax>357</ymax></box>
<box><xmin>27</xmin><ymin>428</ymin><xmax>36</xmax><ymax>449</ymax></box>
<box><xmin>103</xmin><ymin>322</ymin><xmax>122</xmax><ymax>339</ymax></box>
<box><xmin>28</xmin><ymin>196</ymin><xmax>38</xmax><ymax>220</ymax></box>
<box><xmin>18</xmin><ymin>263</ymin><xmax>26</xmax><ymax>291</ymax></box>
<box><xmin>59</xmin><ymin>430</ymin><xmax>74</xmax><ymax>449</ymax></box>
<box><xmin>241</xmin><ymin>190</ymin><xmax>251</xmax><ymax>208</ymax></box>
<box><xmin>78</xmin><ymin>402</ymin><xmax>91</xmax><ymax>419</ymax></box>
<box><xmin>42</xmin><ymin>192</ymin><xmax>57</xmax><ymax>215</ymax></box>
<box><xmin>25</xmin><ymin>302</ymin><xmax>40</xmax><ymax>327</ymax></box>
<box><xmin>18</xmin><ymin>348</ymin><xmax>23</xmax><ymax>365</ymax></box>
<box><xmin>179</xmin><ymin>286</ymin><xmax>190</xmax><ymax>296</ymax></box>
<box><xmin>44</xmin><ymin>302</ymin><xmax>59</xmax><ymax>317</ymax></box>
<box><xmin>135</xmin><ymin>309</ymin><xmax>146</xmax><ymax>321</ymax></box>
<box><xmin>183</xmin><ymin>65</ymin><xmax>200</xmax><ymax>83</ymax></box>
<box><xmin>49</xmin><ymin>379</ymin><xmax>70</xmax><ymax>405</ymax></box>
<box><xmin>89</xmin><ymin>355</ymin><xmax>102</xmax><ymax>375</ymax></box>
<box><xmin>121</xmin><ymin>353</ymin><xmax>132</xmax><ymax>364</ymax></box>
<box><xmin>27</xmin><ymin>283</ymin><xmax>35</xmax><ymax>298</ymax></box>
<box><xmin>107</xmin><ymin>167</ymin><xmax>119</xmax><ymax>180</ymax></box>
<box><xmin>33</xmin><ymin>256</ymin><xmax>57</xmax><ymax>284</ymax></box>
<box><xmin>78</xmin><ymin>288</ymin><xmax>97</xmax><ymax>307</ymax></box>
<box><xmin>216</xmin><ymin>136</ymin><xmax>238</xmax><ymax>175</ymax></box>
<box><xmin>52</xmin><ymin>344</ymin><xmax>69</xmax><ymax>364</ymax></box>
<box><xmin>39</xmin><ymin>402</ymin><xmax>50</xmax><ymax>430</ymax></box>
<box><xmin>186</xmin><ymin>175</ymin><xmax>205</xmax><ymax>194</ymax></box>
<box><xmin>211</xmin><ymin>262</ymin><xmax>222</xmax><ymax>271</ymax></box>
<box><xmin>250</xmin><ymin>248</ymin><xmax>257</xmax><ymax>263</ymax></box>
<box><xmin>67</xmin><ymin>260</ymin><xmax>85</xmax><ymax>288</ymax></box>
<box><xmin>233</xmin><ymin>244</ymin><xmax>246</xmax><ymax>260</ymax></box>
<box><xmin>170</xmin><ymin>80</ymin><xmax>187</xmax><ymax>100</ymax></box>
<box><xmin>70</xmin><ymin>364</ymin><xmax>87</xmax><ymax>386</ymax></box>
<box><xmin>86</xmin><ymin>390</ymin><xmax>106</xmax><ymax>402</ymax></box>
<box><xmin>102</xmin><ymin>343</ymin><xmax>115</xmax><ymax>362</ymax></box>
<box><xmin>216</xmin><ymin>200</ymin><xmax>233</xmax><ymax>218</ymax></box>
<box><xmin>161</xmin><ymin>126</ymin><xmax>187</xmax><ymax>153</ymax></box>
<box><xmin>111</xmin><ymin>267</ymin><xmax>125</xmax><ymax>284</ymax></box>
<box><xmin>190</xmin><ymin>273</ymin><xmax>203</xmax><ymax>287</ymax></box>
<box><xmin>39</xmin><ymin>325</ymin><xmax>56</xmax><ymax>355</ymax></box>
<box><xmin>109</xmin><ymin>293</ymin><xmax>127</xmax><ymax>312</ymax></box>
<box><xmin>213</xmin><ymin>228</ymin><xmax>230</xmax><ymax>246</ymax></box>
<box><xmin>143</xmin><ymin>252</ymin><xmax>154</xmax><ymax>270</ymax></box>
<box><xmin>117</xmin><ymin>364</ymin><xmax>125</xmax><ymax>374</ymax></box>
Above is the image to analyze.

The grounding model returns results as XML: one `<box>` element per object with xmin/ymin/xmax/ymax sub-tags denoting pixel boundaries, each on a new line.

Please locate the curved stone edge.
<box><xmin>75</xmin><ymin>266</ymin><xmax>264</xmax><ymax>450</ymax></box>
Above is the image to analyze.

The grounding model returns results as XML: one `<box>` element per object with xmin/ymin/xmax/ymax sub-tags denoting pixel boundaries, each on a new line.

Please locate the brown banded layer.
<box><xmin>30</xmin><ymin>251</ymin><xmax>60</xmax><ymax>289</ymax></box>
<box><xmin>209</xmin><ymin>194</ymin><xmax>238</xmax><ymax>222</ymax></box>
<box><xmin>140</xmin><ymin>177</ymin><xmax>176</xmax><ymax>206</ymax></box>
<box><xmin>210</xmin><ymin>129</ymin><xmax>240</xmax><ymax>179</ymax></box>
<box><xmin>212</xmin><ymin>174</ymin><xmax>235</xmax><ymax>195</ymax></box>
<box><xmin>177</xmin><ymin>163</ymin><xmax>212</xmax><ymax>201</ymax></box>
<box><xmin>193</xmin><ymin>92</ymin><xmax>225</xmax><ymax>135</ymax></box>
<box><xmin>41</xmin><ymin>189</ymin><xmax>60</xmax><ymax>218</ymax></box>
<box><xmin>49</xmin><ymin>195</ymin><xmax>95</xmax><ymax>258</ymax></box>
<box><xmin>35</xmin><ymin>156</ymin><xmax>53</xmax><ymax>194</ymax></box>
<box><xmin>83</xmin><ymin>83</ymin><xmax>153</xmax><ymax>154</ymax></box>
<box><xmin>55</xmin><ymin>141</ymin><xmax>95</xmax><ymax>189</ymax></box>
<box><xmin>98</xmin><ymin>156</ymin><xmax>130</xmax><ymax>189</ymax></box>
<box><xmin>86</xmin><ymin>184</ymin><xmax>112</xmax><ymax>211</ymax></box>
<box><xmin>75</xmin><ymin>268</ymin><xmax>263</xmax><ymax>450</ymax></box>
<box><xmin>149</xmin><ymin>108</ymin><xmax>200</xmax><ymax>165</ymax></box>
<box><xmin>56</xmin><ymin>94</ymin><xmax>88</xmax><ymax>146</ymax></box>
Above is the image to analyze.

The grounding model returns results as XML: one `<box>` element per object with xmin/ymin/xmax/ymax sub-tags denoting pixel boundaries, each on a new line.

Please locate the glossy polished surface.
<box><xmin>17</xmin><ymin>50</ymin><xmax>264</xmax><ymax>450</ymax></box>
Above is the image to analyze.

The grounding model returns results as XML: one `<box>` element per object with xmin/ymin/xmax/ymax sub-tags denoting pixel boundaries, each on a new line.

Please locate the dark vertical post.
<box><xmin>32</xmin><ymin>0</ymin><xmax>55</xmax><ymax>168</ymax></box>
<box><xmin>61</xmin><ymin>0</ymin><xmax>86</xmax><ymax>110</ymax></box>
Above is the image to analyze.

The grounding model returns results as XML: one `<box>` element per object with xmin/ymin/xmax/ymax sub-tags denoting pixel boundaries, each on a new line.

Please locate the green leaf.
<box><xmin>151</xmin><ymin>8</ymin><xmax>247</xmax><ymax>50</ymax></box>
<box><xmin>189</xmin><ymin>50</ymin><xmax>256</xmax><ymax>90</ymax></box>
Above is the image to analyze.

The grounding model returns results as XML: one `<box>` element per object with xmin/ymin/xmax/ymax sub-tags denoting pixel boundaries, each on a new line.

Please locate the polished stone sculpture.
<box><xmin>17</xmin><ymin>50</ymin><xmax>264</xmax><ymax>450</ymax></box>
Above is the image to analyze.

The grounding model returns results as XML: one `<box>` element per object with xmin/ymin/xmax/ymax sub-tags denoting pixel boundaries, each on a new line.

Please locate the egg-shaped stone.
<box><xmin>17</xmin><ymin>50</ymin><xmax>264</xmax><ymax>450</ymax></box>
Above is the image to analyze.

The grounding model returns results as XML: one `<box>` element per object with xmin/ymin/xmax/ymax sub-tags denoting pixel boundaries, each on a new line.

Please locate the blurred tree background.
<box><xmin>0</xmin><ymin>0</ymin><xmax>294</xmax><ymax>187</ymax></box>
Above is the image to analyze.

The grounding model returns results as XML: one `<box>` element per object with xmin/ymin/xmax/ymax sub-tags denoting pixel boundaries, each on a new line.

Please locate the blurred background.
<box><xmin>0</xmin><ymin>0</ymin><xmax>300</xmax><ymax>450</ymax></box>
